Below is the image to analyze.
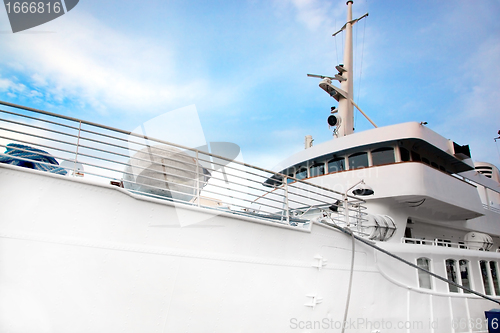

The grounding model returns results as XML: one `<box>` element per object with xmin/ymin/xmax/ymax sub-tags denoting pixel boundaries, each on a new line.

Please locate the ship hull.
<box><xmin>0</xmin><ymin>164</ymin><xmax>498</xmax><ymax>332</ymax></box>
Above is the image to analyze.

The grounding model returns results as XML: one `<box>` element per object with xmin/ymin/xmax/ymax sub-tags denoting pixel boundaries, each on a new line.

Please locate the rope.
<box><xmin>325</xmin><ymin>222</ymin><xmax>500</xmax><ymax>305</ymax></box>
<box><xmin>341</xmin><ymin>230</ymin><xmax>356</xmax><ymax>333</ymax></box>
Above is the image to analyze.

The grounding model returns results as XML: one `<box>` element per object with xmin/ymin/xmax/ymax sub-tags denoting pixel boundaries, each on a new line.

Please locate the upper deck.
<box><xmin>271</xmin><ymin>122</ymin><xmax>474</xmax><ymax>178</ymax></box>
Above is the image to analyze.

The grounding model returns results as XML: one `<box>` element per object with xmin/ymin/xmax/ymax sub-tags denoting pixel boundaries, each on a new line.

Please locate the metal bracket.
<box><xmin>312</xmin><ymin>255</ymin><xmax>327</xmax><ymax>270</ymax></box>
<box><xmin>304</xmin><ymin>294</ymin><xmax>323</xmax><ymax>309</ymax></box>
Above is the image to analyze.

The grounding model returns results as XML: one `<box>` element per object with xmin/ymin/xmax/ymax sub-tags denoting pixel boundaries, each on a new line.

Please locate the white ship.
<box><xmin>1</xmin><ymin>1</ymin><xmax>500</xmax><ymax>332</ymax></box>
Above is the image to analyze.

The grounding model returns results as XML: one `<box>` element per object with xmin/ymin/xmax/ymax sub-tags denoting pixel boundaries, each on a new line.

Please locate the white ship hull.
<box><xmin>1</xmin><ymin>163</ymin><xmax>498</xmax><ymax>333</ymax></box>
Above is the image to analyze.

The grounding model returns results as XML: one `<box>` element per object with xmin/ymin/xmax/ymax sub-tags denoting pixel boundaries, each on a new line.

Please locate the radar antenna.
<box><xmin>307</xmin><ymin>1</ymin><xmax>370</xmax><ymax>137</ymax></box>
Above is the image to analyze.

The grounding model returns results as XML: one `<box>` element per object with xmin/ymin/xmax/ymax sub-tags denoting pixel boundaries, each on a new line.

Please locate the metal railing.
<box><xmin>402</xmin><ymin>237</ymin><xmax>469</xmax><ymax>249</ymax></box>
<box><xmin>0</xmin><ymin>100</ymin><xmax>367</xmax><ymax>228</ymax></box>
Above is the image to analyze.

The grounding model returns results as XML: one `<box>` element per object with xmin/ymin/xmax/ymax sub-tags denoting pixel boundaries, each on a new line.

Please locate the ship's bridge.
<box><xmin>265</xmin><ymin>122</ymin><xmax>485</xmax><ymax>221</ymax></box>
<box><xmin>266</xmin><ymin>122</ymin><xmax>474</xmax><ymax>185</ymax></box>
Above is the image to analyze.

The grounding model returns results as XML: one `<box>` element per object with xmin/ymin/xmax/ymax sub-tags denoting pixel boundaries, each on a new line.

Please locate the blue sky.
<box><xmin>0</xmin><ymin>0</ymin><xmax>499</xmax><ymax>169</ymax></box>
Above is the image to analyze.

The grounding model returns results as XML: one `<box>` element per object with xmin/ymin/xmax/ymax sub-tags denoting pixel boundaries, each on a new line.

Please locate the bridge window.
<box><xmin>480</xmin><ymin>260</ymin><xmax>492</xmax><ymax>295</ymax></box>
<box><xmin>348</xmin><ymin>152</ymin><xmax>368</xmax><ymax>169</ymax></box>
<box><xmin>411</xmin><ymin>151</ymin><xmax>421</xmax><ymax>162</ymax></box>
<box><xmin>459</xmin><ymin>260</ymin><xmax>471</xmax><ymax>293</ymax></box>
<box><xmin>400</xmin><ymin>147</ymin><xmax>410</xmax><ymax>162</ymax></box>
<box><xmin>446</xmin><ymin>259</ymin><xmax>459</xmax><ymax>292</ymax></box>
<box><xmin>328</xmin><ymin>157</ymin><xmax>345</xmax><ymax>173</ymax></box>
<box><xmin>295</xmin><ymin>166</ymin><xmax>308</xmax><ymax>180</ymax></box>
<box><xmin>309</xmin><ymin>162</ymin><xmax>324</xmax><ymax>177</ymax></box>
<box><xmin>417</xmin><ymin>257</ymin><xmax>432</xmax><ymax>289</ymax></box>
<box><xmin>372</xmin><ymin>147</ymin><xmax>395</xmax><ymax>166</ymax></box>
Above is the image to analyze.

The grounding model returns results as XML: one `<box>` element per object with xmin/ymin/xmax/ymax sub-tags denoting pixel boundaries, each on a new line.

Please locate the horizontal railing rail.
<box><xmin>402</xmin><ymin>237</ymin><xmax>470</xmax><ymax>249</ymax></box>
<box><xmin>0</xmin><ymin>100</ymin><xmax>367</xmax><ymax>228</ymax></box>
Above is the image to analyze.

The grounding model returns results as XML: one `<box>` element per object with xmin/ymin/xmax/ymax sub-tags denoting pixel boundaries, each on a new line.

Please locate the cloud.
<box><xmin>0</xmin><ymin>11</ymin><xmax>209</xmax><ymax>115</ymax></box>
<box><xmin>273</xmin><ymin>0</ymin><xmax>349</xmax><ymax>32</ymax></box>
<box><xmin>0</xmin><ymin>77</ymin><xmax>26</xmax><ymax>93</ymax></box>
<box><xmin>289</xmin><ymin>0</ymin><xmax>332</xmax><ymax>31</ymax></box>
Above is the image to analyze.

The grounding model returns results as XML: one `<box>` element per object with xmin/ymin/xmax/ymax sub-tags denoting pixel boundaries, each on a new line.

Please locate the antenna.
<box><xmin>307</xmin><ymin>2</ymin><xmax>368</xmax><ymax>137</ymax></box>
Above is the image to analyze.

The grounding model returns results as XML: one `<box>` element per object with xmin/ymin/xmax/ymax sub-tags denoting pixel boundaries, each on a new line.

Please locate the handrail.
<box><xmin>0</xmin><ymin>100</ymin><xmax>367</xmax><ymax>227</ymax></box>
<box><xmin>402</xmin><ymin>237</ymin><xmax>469</xmax><ymax>249</ymax></box>
<box><xmin>0</xmin><ymin>100</ymin><xmax>363</xmax><ymax>201</ymax></box>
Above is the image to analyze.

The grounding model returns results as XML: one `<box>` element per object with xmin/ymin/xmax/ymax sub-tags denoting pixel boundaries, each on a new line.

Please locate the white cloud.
<box><xmin>290</xmin><ymin>0</ymin><xmax>332</xmax><ymax>31</ymax></box>
<box><xmin>0</xmin><ymin>77</ymin><xmax>26</xmax><ymax>93</ymax></box>
<box><xmin>0</xmin><ymin>11</ymin><xmax>210</xmax><ymax>115</ymax></box>
<box><xmin>273</xmin><ymin>0</ymin><xmax>353</xmax><ymax>33</ymax></box>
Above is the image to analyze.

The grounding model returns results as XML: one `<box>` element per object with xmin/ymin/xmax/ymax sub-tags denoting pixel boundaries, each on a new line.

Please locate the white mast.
<box><xmin>338</xmin><ymin>0</ymin><xmax>354</xmax><ymax>137</ymax></box>
<box><xmin>307</xmin><ymin>1</ymin><xmax>368</xmax><ymax>137</ymax></box>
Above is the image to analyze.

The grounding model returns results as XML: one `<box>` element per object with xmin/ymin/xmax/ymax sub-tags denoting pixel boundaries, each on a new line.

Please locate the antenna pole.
<box><xmin>338</xmin><ymin>0</ymin><xmax>354</xmax><ymax>137</ymax></box>
<box><xmin>309</xmin><ymin>1</ymin><xmax>367</xmax><ymax>136</ymax></box>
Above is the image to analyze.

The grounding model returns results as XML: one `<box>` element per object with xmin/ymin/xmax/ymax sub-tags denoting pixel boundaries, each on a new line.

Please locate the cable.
<box><xmin>325</xmin><ymin>221</ymin><xmax>500</xmax><ymax>305</ymax></box>
<box><xmin>355</xmin><ymin>17</ymin><xmax>367</xmax><ymax>130</ymax></box>
<box><xmin>341</xmin><ymin>230</ymin><xmax>356</xmax><ymax>333</ymax></box>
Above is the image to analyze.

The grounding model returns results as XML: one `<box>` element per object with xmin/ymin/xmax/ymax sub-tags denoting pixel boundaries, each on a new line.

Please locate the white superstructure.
<box><xmin>1</xmin><ymin>1</ymin><xmax>500</xmax><ymax>332</ymax></box>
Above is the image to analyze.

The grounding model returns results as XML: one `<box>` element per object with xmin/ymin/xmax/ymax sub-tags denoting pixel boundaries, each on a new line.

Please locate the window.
<box><xmin>490</xmin><ymin>261</ymin><xmax>500</xmax><ymax>295</ymax></box>
<box><xmin>295</xmin><ymin>166</ymin><xmax>308</xmax><ymax>180</ymax></box>
<box><xmin>411</xmin><ymin>151</ymin><xmax>421</xmax><ymax>162</ymax></box>
<box><xmin>459</xmin><ymin>260</ymin><xmax>471</xmax><ymax>293</ymax></box>
<box><xmin>446</xmin><ymin>259</ymin><xmax>459</xmax><ymax>292</ymax></box>
<box><xmin>328</xmin><ymin>157</ymin><xmax>345</xmax><ymax>173</ymax></box>
<box><xmin>417</xmin><ymin>257</ymin><xmax>432</xmax><ymax>289</ymax></box>
<box><xmin>372</xmin><ymin>147</ymin><xmax>395</xmax><ymax>166</ymax></box>
<box><xmin>309</xmin><ymin>163</ymin><xmax>324</xmax><ymax>177</ymax></box>
<box><xmin>422</xmin><ymin>158</ymin><xmax>430</xmax><ymax>165</ymax></box>
<box><xmin>400</xmin><ymin>147</ymin><xmax>410</xmax><ymax>162</ymax></box>
<box><xmin>480</xmin><ymin>260</ymin><xmax>492</xmax><ymax>295</ymax></box>
<box><xmin>348</xmin><ymin>152</ymin><xmax>368</xmax><ymax>169</ymax></box>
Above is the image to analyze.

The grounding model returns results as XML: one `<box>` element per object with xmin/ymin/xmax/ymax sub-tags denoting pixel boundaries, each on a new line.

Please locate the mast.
<box><xmin>307</xmin><ymin>1</ymin><xmax>368</xmax><ymax>137</ymax></box>
<box><xmin>338</xmin><ymin>0</ymin><xmax>354</xmax><ymax>137</ymax></box>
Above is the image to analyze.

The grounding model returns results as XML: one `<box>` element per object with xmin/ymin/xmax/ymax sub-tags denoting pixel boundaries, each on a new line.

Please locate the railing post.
<box><xmin>344</xmin><ymin>195</ymin><xmax>350</xmax><ymax>228</ymax></box>
<box><xmin>74</xmin><ymin>121</ymin><xmax>82</xmax><ymax>177</ymax></box>
<box><xmin>284</xmin><ymin>176</ymin><xmax>289</xmax><ymax>224</ymax></box>
<box><xmin>195</xmin><ymin>150</ymin><xmax>200</xmax><ymax>207</ymax></box>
